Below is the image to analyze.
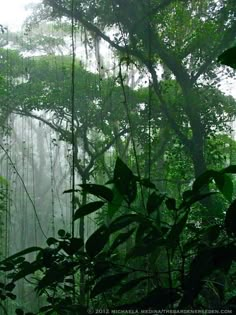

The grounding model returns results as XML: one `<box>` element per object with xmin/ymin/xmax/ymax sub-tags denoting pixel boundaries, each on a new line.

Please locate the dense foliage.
<box><xmin>1</xmin><ymin>158</ymin><xmax>236</xmax><ymax>314</ymax></box>
<box><xmin>0</xmin><ymin>0</ymin><xmax>236</xmax><ymax>314</ymax></box>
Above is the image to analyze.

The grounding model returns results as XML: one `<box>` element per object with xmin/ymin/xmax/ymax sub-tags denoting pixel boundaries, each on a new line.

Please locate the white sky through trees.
<box><xmin>0</xmin><ymin>0</ymin><xmax>40</xmax><ymax>31</ymax></box>
<box><xmin>0</xmin><ymin>0</ymin><xmax>235</xmax><ymax>98</ymax></box>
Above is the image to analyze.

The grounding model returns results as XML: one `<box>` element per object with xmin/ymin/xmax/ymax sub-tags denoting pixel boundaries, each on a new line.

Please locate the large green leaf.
<box><xmin>218</xmin><ymin>46</ymin><xmax>236</xmax><ymax>69</ymax></box>
<box><xmin>146</xmin><ymin>192</ymin><xmax>165</xmax><ymax>214</ymax></box>
<box><xmin>193</xmin><ymin>169</ymin><xmax>233</xmax><ymax>202</ymax></box>
<box><xmin>109</xmin><ymin>214</ymin><xmax>143</xmax><ymax>233</ymax></box>
<box><xmin>107</xmin><ymin>186</ymin><xmax>123</xmax><ymax>220</ymax></box>
<box><xmin>79</xmin><ymin>184</ymin><xmax>114</xmax><ymax>202</ymax></box>
<box><xmin>180</xmin><ymin>191</ymin><xmax>217</xmax><ymax>209</ymax></box>
<box><xmin>192</xmin><ymin>170</ymin><xmax>216</xmax><ymax>191</ymax></box>
<box><xmin>90</xmin><ymin>272</ymin><xmax>129</xmax><ymax>298</ymax></box>
<box><xmin>180</xmin><ymin>245</ymin><xmax>236</xmax><ymax>307</ymax></box>
<box><xmin>73</xmin><ymin>201</ymin><xmax>105</xmax><ymax>221</ymax></box>
<box><xmin>109</xmin><ymin>228</ymin><xmax>136</xmax><ymax>252</ymax></box>
<box><xmin>213</xmin><ymin>172</ymin><xmax>233</xmax><ymax>202</ymax></box>
<box><xmin>127</xmin><ymin>237</ymin><xmax>165</xmax><ymax>259</ymax></box>
<box><xmin>0</xmin><ymin>247</ymin><xmax>42</xmax><ymax>265</ymax></box>
<box><xmin>118</xmin><ymin>276</ymin><xmax>149</xmax><ymax>295</ymax></box>
<box><xmin>114</xmin><ymin>157</ymin><xmax>137</xmax><ymax>205</ymax></box>
<box><xmin>166</xmin><ymin>212</ymin><xmax>189</xmax><ymax>250</ymax></box>
<box><xmin>225</xmin><ymin>199</ymin><xmax>236</xmax><ymax>236</ymax></box>
<box><xmin>60</xmin><ymin>238</ymin><xmax>83</xmax><ymax>255</ymax></box>
<box><xmin>221</xmin><ymin>165</ymin><xmax>236</xmax><ymax>174</ymax></box>
<box><xmin>86</xmin><ymin>226</ymin><xmax>109</xmax><ymax>257</ymax></box>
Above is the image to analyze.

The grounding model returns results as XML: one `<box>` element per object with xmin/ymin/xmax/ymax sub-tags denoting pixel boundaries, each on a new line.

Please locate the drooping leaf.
<box><xmin>138</xmin><ymin>178</ymin><xmax>156</xmax><ymax>189</ymax></box>
<box><xmin>166</xmin><ymin>212</ymin><xmax>189</xmax><ymax>249</ymax></box>
<box><xmin>118</xmin><ymin>277</ymin><xmax>149</xmax><ymax>295</ymax></box>
<box><xmin>69</xmin><ymin>238</ymin><xmax>83</xmax><ymax>254</ymax></box>
<box><xmin>0</xmin><ymin>247</ymin><xmax>42</xmax><ymax>265</ymax></box>
<box><xmin>114</xmin><ymin>157</ymin><xmax>137</xmax><ymax>205</ymax></box>
<box><xmin>36</xmin><ymin>262</ymin><xmax>76</xmax><ymax>294</ymax></box>
<box><xmin>79</xmin><ymin>184</ymin><xmax>114</xmax><ymax>202</ymax></box>
<box><xmin>107</xmin><ymin>186</ymin><xmax>123</xmax><ymax>220</ymax></box>
<box><xmin>90</xmin><ymin>272</ymin><xmax>129</xmax><ymax>298</ymax></box>
<box><xmin>192</xmin><ymin>170</ymin><xmax>216</xmax><ymax>191</ymax></box>
<box><xmin>192</xmin><ymin>170</ymin><xmax>233</xmax><ymax>202</ymax></box>
<box><xmin>218</xmin><ymin>46</ymin><xmax>236</xmax><ymax>69</ymax></box>
<box><xmin>109</xmin><ymin>214</ymin><xmax>142</xmax><ymax>233</ymax></box>
<box><xmin>146</xmin><ymin>192</ymin><xmax>165</xmax><ymax>214</ymax></box>
<box><xmin>213</xmin><ymin>172</ymin><xmax>233</xmax><ymax>202</ymax></box>
<box><xmin>63</xmin><ymin>189</ymin><xmax>79</xmax><ymax>194</ymax></box>
<box><xmin>86</xmin><ymin>226</ymin><xmax>109</xmax><ymax>257</ymax></box>
<box><xmin>225</xmin><ymin>199</ymin><xmax>236</xmax><ymax>236</ymax></box>
<box><xmin>127</xmin><ymin>238</ymin><xmax>165</xmax><ymax>259</ymax></box>
<box><xmin>221</xmin><ymin>165</ymin><xmax>236</xmax><ymax>174</ymax></box>
<box><xmin>135</xmin><ymin>221</ymin><xmax>154</xmax><ymax>243</ymax></box>
<box><xmin>93</xmin><ymin>261</ymin><xmax>111</xmax><ymax>278</ymax></box>
<box><xmin>117</xmin><ymin>287</ymin><xmax>179</xmax><ymax>309</ymax></box>
<box><xmin>73</xmin><ymin>201</ymin><xmax>105</xmax><ymax>221</ymax></box>
<box><xmin>6</xmin><ymin>292</ymin><xmax>16</xmax><ymax>300</ymax></box>
<box><xmin>165</xmin><ymin>197</ymin><xmax>176</xmax><ymax>211</ymax></box>
<box><xmin>5</xmin><ymin>282</ymin><xmax>15</xmax><ymax>291</ymax></box>
<box><xmin>13</xmin><ymin>260</ymin><xmax>44</xmax><ymax>281</ymax></box>
<box><xmin>180</xmin><ymin>191</ymin><xmax>218</xmax><ymax>209</ymax></box>
<box><xmin>46</xmin><ymin>237</ymin><xmax>58</xmax><ymax>246</ymax></box>
<box><xmin>60</xmin><ymin>238</ymin><xmax>83</xmax><ymax>255</ymax></box>
<box><xmin>203</xmin><ymin>224</ymin><xmax>221</xmax><ymax>243</ymax></box>
<box><xmin>180</xmin><ymin>245</ymin><xmax>236</xmax><ymax>307</ymax></box>
<box><xmin>109</xmin><ymin>228</ymin><xmax>136</xmax><ymax>252</ymax></box>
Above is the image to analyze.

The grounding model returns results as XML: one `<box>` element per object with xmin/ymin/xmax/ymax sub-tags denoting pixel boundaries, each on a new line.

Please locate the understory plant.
<box><xmin>1</xmin><ymin>157</ymin><xmax>236</xmax><ymax>314</ymax></box>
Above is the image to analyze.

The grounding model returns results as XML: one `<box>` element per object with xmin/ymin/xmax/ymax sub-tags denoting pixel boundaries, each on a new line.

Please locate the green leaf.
<box><xmin>110</xmin><ymin>228</ymin><xmax>136</xmax><ymax>252</ymax></box>
<box><xmin>69</xmin><ymin>238</ymin><xmax>83</xmax><ymax>254</ymax></box>
<box><xmin>5</xmin><ymin>282</ymin><xmax>15</xmax><ymax>291</ymax></box>
<box><xmin>202</xmin><ymin>224</ymin><xmax>220</xmax><ymax>243</ymax></box>
<box><xmin>180</xmin><ymin>246</ymin><xmax>236</xmax><ymax>307</ymax></box>
<box><xmin>166</xmin><ymin>212</ymin><xmax>189</xmax><ymax>249</ymax></box>
<box><xmin>127</xmin><ymin>238</ymin><xmax>165</xmax><ymax>259</ymax></box>
<box><xmin>213</xmin><ymin>172</ymin><xmax>233</xmax><ymax>202</ymax></box>
<box><xmin>90</xmin><ymin>272</ymin><xmax>129</xmax><ymax>298</ymax></box>
<box><xmin>46</xmin><ymin>237</ymin><xmax>58</xmax><ymax>246</ymax></box>
<box><xmin>218</xmin><ymin>46</ymin><xmax>236</xmax><ymax>69</ymax></box>
<box><xmin>86</xmin><ymin>226</ymin><xmax>109</xmax><ymax>257</ymax></box>
<box><xmin>225</xmin><ymin>199</ymin><xmax>236</xmax><ymax>236</ymax></box>
<box><xmin>192</xmin><ymin>170</ymin><xmax>215</xmax><ymax>191</ymax></box>
<box><xmin>58</xmin><ymin>229</ymin><xmax>66</xmax><ymax>238</ymax></box>
<box><xmin>109</xmin><ymin>214</ymin><xmax>142</xmax><ymax>233</ymax></box>
<box><xmin>165</xmin><ymin>198</ymin><xmax>176</xmax><ymax>210</ymax></box>
<box><xmin>79</xmin><ymin>184</ymin><xmax>113</xmax><ymax>202</ymax></box>
<box><xmin>0</xmin><ymin>247</ymin><xmax>42</xmax><ymax>265</ymax></box>
<box><xmin>63</xmin><ymin>189</ymin><xmax>79</xmax><ymax>194</ymax></box>
<box><xmin>193</xmin><ymin>169</ymin><xmax>233</xmax><ymax>202</ymax></box>
<box><xmin>146</xmin><ymin>192</ymin><xmax>165</xmax><ymax>214</ymax></box>
<box><xmin>180</xmin><ymin>191</ymin><xmax>218</xmax><ymax>209</ymax></box>
<box><xmin>138</xmin><ymin>178</ymin><xmax>156</xmax><ymax>189</ymax></box>
<box><xmin>73</xmin><ymin>201</ymin><xmax>105</xmax><ymax>221</ymax></box>
<box><xmin>6</xmin><ymin>292</ymin><xmax>16</xmax><ymax>300</ymax></box>
<box><xmin>60</xmin><ymin>238</ymin><xmax>83</xmax><ymax>255</ymax></box>
<box><xmin>107</xmin><ymin>187</ymin><xmax>123</xmax><ymax>220</ymax></box>
<box><xmin>13</xmin><ymin>260</ymin><xmax>44</xmax><ymax>281</ymax></box>
<box><xmin>93</xmin><ymin>261</ymin><xmax>111</xmax><ymax>278</ymax></box>
<box><xmin>114</xmin><ymin>157</ymin><xmax>137</xmax><ymax>205</ymax></box>
<box><xmin>118</xmin><ymin>277</ymin><xmax>148</xmax><ymax>295</ymax></box>
<box><xmin>221</xmin><ymin>165</ymin><xmax>236</xmax><ymax>174</ymax></box>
